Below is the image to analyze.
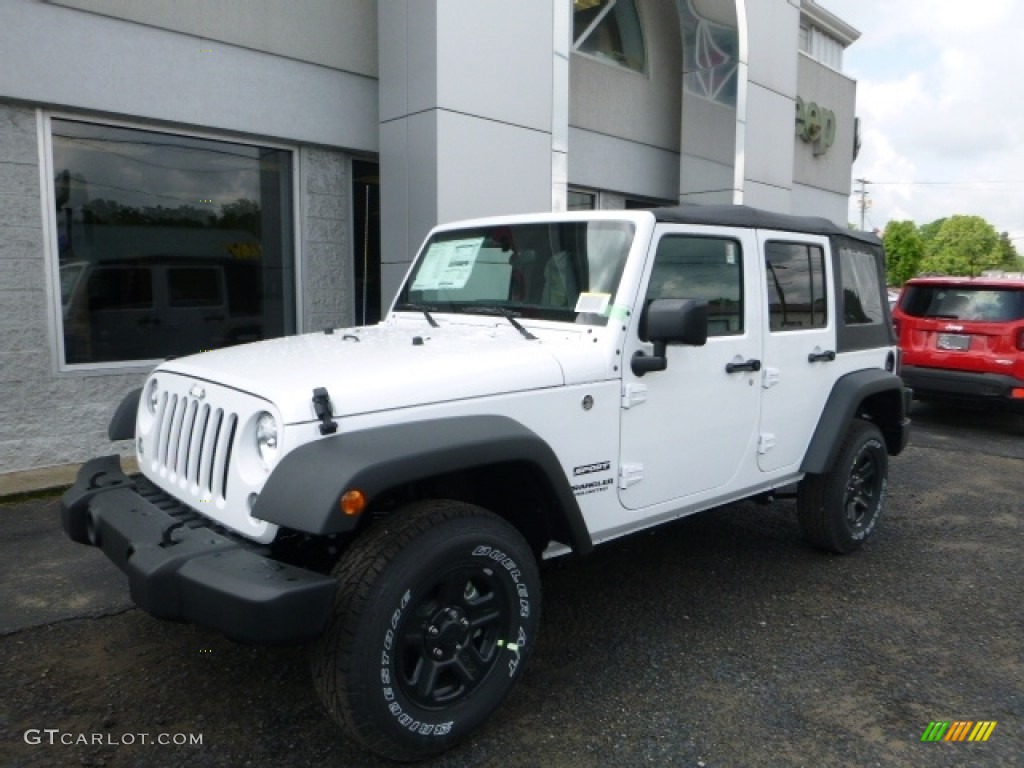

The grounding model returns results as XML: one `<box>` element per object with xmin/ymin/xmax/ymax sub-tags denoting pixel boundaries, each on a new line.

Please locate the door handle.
<box><xmin>725</xmin><ymin>358</ymin><xmax>761</xmax><ymax>374</ymax></box>
<box><xmin>807</xmin><ymin>350</ymin><xmax>836</xmax><ymax>363</ymax></box>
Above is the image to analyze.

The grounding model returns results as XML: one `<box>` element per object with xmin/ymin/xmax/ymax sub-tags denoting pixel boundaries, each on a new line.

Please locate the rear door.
<box><xmin>756</xmin><ymin>233</ymin><xmax>835</xmax><ymax>472</ymax></box>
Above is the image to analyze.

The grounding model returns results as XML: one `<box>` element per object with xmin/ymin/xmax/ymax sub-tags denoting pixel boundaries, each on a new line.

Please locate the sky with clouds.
<box><xmin>820</xmin><ymin>0</ymin><xmax>1024</xmax><ymax>245</ymax></box>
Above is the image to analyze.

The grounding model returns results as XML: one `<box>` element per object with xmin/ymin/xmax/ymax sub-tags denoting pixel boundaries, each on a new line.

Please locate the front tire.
<box><xmin>797</xmin><ymin>419</ymin><xmax>888</xmax><ymax>554</ymax></box>
<box><xmin>311</xmin><ymin>500</ymin><xmax>541</xmax><ymax>762</ymax></box>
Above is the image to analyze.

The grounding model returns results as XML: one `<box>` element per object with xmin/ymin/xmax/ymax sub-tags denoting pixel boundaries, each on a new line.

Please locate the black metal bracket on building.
<box><xmin>311</xmin><ymin>387</ymin><xmax>338</xmax><ymax>435</ymax></box>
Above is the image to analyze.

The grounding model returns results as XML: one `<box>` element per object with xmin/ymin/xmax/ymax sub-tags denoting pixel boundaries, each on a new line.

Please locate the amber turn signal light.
<box><xmin>340</xmin><ymin>489</ymin><xmax>367</xmax><ymax>516</ymax></box>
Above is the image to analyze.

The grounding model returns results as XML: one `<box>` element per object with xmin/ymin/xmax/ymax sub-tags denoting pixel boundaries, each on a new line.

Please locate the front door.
<box><xmin>618</xmin><ymin>227</ymin><xmax>763</xmax><ymax>511</ymax></box>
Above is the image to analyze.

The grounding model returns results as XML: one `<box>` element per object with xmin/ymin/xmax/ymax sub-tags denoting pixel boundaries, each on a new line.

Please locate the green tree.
<box><xmin>917</xmin><ymin>215</ymin><xmax>1001</xmax><ymax>276</ymax></box>
<box><xmin>996</xmin><ymin>232</ymin><xmax>1023</xmax><ymax>271</ymax></box>
<box><xmin>918</xmin><ymin>217</ymin><xmax>946</xmax><ymax>247</ymax></box>
<box><xmin>882</xmin><ymin>220</ymin><xmax>924</xmax><ymax>286</ymax></box>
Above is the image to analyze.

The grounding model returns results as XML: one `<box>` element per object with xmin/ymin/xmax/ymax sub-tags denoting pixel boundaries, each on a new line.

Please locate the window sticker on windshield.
<box><xmin>410</xmin><ymin>238</ymin><xmax>484</xmax><ymax>291</ymax></box>
<box><xmin>725</xmin><ymin>242</ymin><xmax>737</xmax><ymax>265</ymax></box>
<box><xmin>575</xmin><ymin>292</ymin><xmax>612</xmax><ymax>315</ymax></box>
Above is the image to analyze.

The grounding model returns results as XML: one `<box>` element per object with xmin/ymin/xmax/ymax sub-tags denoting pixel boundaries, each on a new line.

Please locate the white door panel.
<box><xmin>757</xmin><ymin>233</ymin><xmax>834</xmax><ymax>472</ymax></box>
<box><xmin>619</xmin><ymin>226</ymin><xmax>762</xmax><ymax>511</ymax></box>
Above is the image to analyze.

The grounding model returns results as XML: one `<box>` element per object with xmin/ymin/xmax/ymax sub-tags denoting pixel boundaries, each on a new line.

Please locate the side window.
<box><xmin>646</xmin><ymin>235</ymin><xmax>743</xmax><ymax>336</ymax></box>
<box><xmin>765</xmin><ymin>242</ymin><xmax>827</xmax><ymax>331</ymax></box>
<box><xmin>168</xmin><ymin>268</ymin><xmax>222</xmax><ymax>307</ymax></box>
<box><xmin>87</xmin><ymin>267</ymin><xmax>153</xmax><ymax>311</ymax></box>
<box><xmin>839</xmin><ymin>246</ymin><xmax>884</xmax><ymax>325</ymax></box>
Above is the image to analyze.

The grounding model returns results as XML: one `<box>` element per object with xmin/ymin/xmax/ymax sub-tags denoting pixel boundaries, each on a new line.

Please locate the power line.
<box><xmin>860</xmin><ymin>180</ymin><xmax>1024</xmax><ymax>187</ymax></box>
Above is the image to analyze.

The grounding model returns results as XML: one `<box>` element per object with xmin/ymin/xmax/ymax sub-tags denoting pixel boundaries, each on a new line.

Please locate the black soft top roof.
<box><xmin>650</xmin><ymin>204</ymin><xmax>880</xmax><ymax>246</ymax></box>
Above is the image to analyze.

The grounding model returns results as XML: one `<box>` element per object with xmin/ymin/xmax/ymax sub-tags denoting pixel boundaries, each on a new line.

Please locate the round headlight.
<box><xmin>255</xmin><ymin>412</ymin><xmax>279</xmax><ymax>467</ymax></box>
<box><xmin>145</xmin><ymin>378</ymin><xmax>160</xmax><ymax>414</ymax></box>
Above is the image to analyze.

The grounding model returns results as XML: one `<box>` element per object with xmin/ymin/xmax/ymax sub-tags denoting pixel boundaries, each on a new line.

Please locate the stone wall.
<box><xmin>301</xmin><ymin>148</ymin><xmax>353</xmax><ymax>332</ymax></box>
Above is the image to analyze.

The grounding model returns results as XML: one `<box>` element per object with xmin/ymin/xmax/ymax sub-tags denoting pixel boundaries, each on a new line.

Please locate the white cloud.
<box><xmin>821</xmin><ymin>0</ymin><xmax>1024</xmax><ymax>243</ymax></box>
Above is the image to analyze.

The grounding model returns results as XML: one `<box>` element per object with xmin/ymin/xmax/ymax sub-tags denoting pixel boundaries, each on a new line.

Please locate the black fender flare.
<box><xmin>801</xmin><ymin>369</ymin><xmax>910</xmax><ymax>474</ymax></box>
<box><xmin>252</xmin><ymin>415</ymin><xmax>593</xmax><ymax>554</ymax></box>
<box><xmin>108</xmin><ymin>388</ymin><xmax>142</xmax><ymax>441</ymax></box>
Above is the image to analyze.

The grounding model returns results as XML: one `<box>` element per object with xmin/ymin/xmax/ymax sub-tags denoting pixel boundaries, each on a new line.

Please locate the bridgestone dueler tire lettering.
<box><xmin>797</xmin><ymin>419</ymin><xmax>888</xmax><ymax>554</ymax></box>
<box><xmin>310</xmin><ymin>500</ymin><xmax>541</xmax><ymax>762</ymax></box>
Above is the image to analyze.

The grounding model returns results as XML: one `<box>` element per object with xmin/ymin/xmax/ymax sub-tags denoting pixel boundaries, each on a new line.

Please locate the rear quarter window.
<box><xmin>831</xmin><ymin>235</ymin><xmax>892</xmax><ymax>351</ymax></box>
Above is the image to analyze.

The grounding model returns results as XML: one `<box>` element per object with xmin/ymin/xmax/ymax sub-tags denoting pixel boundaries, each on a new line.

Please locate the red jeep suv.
<box><xmin>893</xmin><ymin>276</ymin><xmax>1024</xmax><ymax>409</ymax></box>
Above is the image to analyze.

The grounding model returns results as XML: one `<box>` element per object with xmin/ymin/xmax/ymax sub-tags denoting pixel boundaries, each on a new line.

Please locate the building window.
<box><xmin>573</xmin><ymin>0</ymin><xmax>646</xmax><ymax>73</ymax></box>
<box><xmin>50</xmin><ymin>118</ymin><xmax>295</xmax><ymax>366</ymax></box>
<box><xmin>799</xmin><ymin>23</ymin><xmax>844</xmax><ymax>70</ymax></box>
<box><xmin>765</xmin><ymin>242</ymin><xmax>827</xmax><ymax>331</ymax></box>
<box><xmin>646</xmin><ymin>235</ymin><xmax>743</xmax><ymax>337</ymax></box>
<box><xmin>679</xmin><ymin>0</ymin><xmax>739</xmax><ymax>106</ymax></box>
<box><xmin>568</xmin><ymin>189</ymin><xmax>597</xmax><ymax>210</ymax></box>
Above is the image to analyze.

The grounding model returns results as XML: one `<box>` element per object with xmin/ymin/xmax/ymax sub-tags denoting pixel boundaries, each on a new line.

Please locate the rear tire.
<box><xmin>310</xmin><ymin>500</ymin><xmax>541</xmax><ymax>762</ymax></box>
<box><xmin>797</xmin><ymin>419</ymin><xmax>888</xmax><ymax>554</ymax></box>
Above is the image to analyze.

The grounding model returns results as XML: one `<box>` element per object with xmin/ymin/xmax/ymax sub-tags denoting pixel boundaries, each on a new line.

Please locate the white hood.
<box><xmin>158</xmin><ymin>321</ymin><xmax>592</xmax><ymax>424</ymax></box>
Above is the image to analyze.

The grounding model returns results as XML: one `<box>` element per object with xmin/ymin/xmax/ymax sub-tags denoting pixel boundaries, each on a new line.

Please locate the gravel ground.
<box><xmin>1</xmin><ymin>405</ymin><xmax>1021</xmax><ymax>767</ymax></box>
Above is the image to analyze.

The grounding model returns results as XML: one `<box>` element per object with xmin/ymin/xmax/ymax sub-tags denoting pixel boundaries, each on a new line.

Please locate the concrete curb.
<box><xmin>0</xmin><ymin>456</ymin><xmax>138</xmax><ymax>500</ymax></box>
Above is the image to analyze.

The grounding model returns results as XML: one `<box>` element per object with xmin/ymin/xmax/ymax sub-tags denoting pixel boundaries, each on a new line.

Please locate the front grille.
<box><xmin>132</xmin><ymin>474</ymin><xmax>266</xmax><ymax>552</ymax></box>
<box><xmin>153</xmin><ymin>392</ymin><xmax>238</xmax><ymax>501</ymax></box>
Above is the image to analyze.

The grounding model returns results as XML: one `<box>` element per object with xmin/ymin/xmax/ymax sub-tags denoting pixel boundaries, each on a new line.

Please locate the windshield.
<box><xmin>901</xmin><ymin>285</ymin><xmax>1024</xmax><ymax>322</ymax></box>
<box><xmin>396</xmin><ymin>220</ymin><xmax>636</xmax><ymax>325</ymax></box>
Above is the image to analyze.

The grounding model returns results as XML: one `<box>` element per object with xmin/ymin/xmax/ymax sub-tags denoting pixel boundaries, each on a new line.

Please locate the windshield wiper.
<box><xmin>462</xmin><ymin>306</ymin><xmax>537</xmax><ymax>340</ymax></box>
<box><xmin>394</xmin><ymin>302</ymin><xmax>439</xmax><ymax>328</ymax></box>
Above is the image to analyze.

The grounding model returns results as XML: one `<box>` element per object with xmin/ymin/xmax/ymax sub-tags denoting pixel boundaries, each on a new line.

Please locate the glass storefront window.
<box><xmin>51</xmin><ymin>119</ymin><xmax>295</xmax><ymax>365</ymax></box>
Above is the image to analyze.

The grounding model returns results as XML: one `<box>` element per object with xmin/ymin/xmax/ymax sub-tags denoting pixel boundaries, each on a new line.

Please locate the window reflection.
<box><xmin>765</xmin><ymin>242</ymin><xmax>827</xmax><ymax>331</ymax></box>
<box><xmin>52</xmin><ymin>119</ymin><xmax>294</xmax><ymax>364</ymax></box>
<box><xmin>647</xmin><ymin>236</ymin><xmax>743</xmax><ymax>336</ymax></box>
<box><xmin>839</xmin><ymin>247</ymin><xmax>884</xmax><ymax>325</ymax></box>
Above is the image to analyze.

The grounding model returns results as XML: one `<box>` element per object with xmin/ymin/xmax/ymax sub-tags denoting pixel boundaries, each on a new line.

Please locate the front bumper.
<box><xmin>61</xmin><ymin>456</ymin><xmax>336</xmax><ymax>645</ymax></box>
<box><xmin>901</xmin><ymin>366</ymin><xmax>1024</xmax><ymax>408</ymax></box>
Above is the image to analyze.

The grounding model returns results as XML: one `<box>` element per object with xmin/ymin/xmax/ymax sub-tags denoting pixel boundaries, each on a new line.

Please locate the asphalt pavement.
<box><xmin>1</xmin><ymin>402</ymin><xmax>1021</xmax><ymax>767</ymax></box>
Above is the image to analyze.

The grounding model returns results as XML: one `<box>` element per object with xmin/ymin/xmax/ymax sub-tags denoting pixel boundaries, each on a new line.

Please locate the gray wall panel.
<box><xmin>47</xmin><ymin>0</ymin><xmax>378</xmax><ymax>77</ymax></box>
<box><xmin>791</xmin><ymin>182</ymin><xmax>850</xmax><ymax>227</ymax></box>
<box><xmin>745</xmin><ymin>0</ymin><xmax>799</xmax><ymax>97</ymax></box>
<box><xmin>679</xmin><ymin>153</ymin><xmax>734</xmax><ymax>203</ymax></box>
<box><xmin>743</xmin><ymin>83</ymin><xmax>796</xmax><ymax>192</ymax></box>
<box><xmin>570</xmin><ymin>127</ymin><xmax>679</xmax><ymax>201</ymax></box>
<box><xmin>1</xmin><ymin>1</ymin><xmax>378</xmax><ymax>152</ymax></box>
<box><xmin>436</xmin><ymin>2</ymin><xmax>553</xmax><ymax>132</ymax></box>
<box><xmin>436</xmin><ymin>112</ymin><xmax>553</xmax><ymax>222</ymax></box>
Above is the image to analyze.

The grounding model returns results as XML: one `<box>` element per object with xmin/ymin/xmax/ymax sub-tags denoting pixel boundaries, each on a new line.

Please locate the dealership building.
<box><xmin>0</xmin><ymin>0</ymin><xmax>861</xmax><ymax>474</ymax></box>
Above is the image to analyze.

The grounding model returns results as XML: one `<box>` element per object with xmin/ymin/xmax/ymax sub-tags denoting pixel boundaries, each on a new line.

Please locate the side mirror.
<box><xmin>632</xmin><ymin>298</ymin><xmax>708</xmax><ymax>376</ymax></box>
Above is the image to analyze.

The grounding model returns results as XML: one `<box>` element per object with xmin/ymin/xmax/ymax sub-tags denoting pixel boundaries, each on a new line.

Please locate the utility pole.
<box><xmin>855</xmin><ymin>178</ymin><xmax>872</xmax><ymax>231</ymax></box>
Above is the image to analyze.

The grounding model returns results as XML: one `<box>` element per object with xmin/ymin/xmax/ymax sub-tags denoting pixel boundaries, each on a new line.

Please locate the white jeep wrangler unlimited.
<box><xmin>63</xmin><ymin>205</ymin><xmax>910</xmax><ymax>762</ymax></box>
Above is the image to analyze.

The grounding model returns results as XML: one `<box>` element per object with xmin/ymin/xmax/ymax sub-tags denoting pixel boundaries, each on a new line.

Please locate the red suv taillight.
<box><xmin>892</xmin><ymin>317</ymin><xmax>901</xmax><ymax>338</ymax></box>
